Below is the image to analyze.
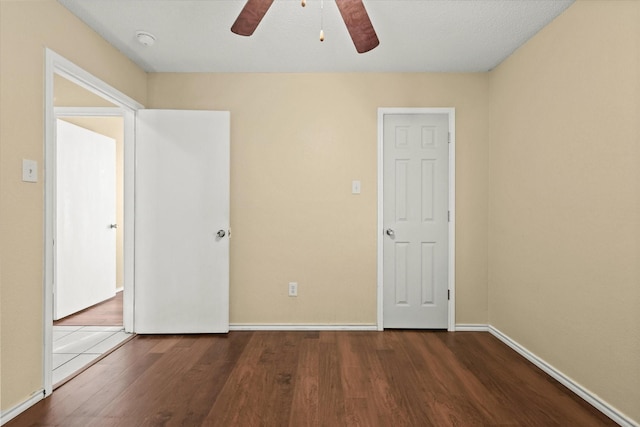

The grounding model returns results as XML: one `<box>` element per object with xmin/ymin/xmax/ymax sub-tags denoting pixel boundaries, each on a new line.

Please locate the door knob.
<box><xmin>109</xmin><ymin>224</ymin><xmax>118</xmax><ymax>229</ymax></box>
<box><xmin>385</xmin><ymin>228</ymin><xmax>395</xmax><ymax>238</ymax></box>
<box><xmin>216</xmin><ymin>229</ymin><xmax>226</xmax><ymax>238</ymax></box>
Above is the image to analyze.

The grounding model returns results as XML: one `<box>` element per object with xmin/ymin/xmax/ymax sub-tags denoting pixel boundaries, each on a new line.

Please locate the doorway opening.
<box><xmin>52</xmin><ymin>109</ymin><xmax>129</xmax><ymax>388</ymax></box>
<box><xmin>44</xmin><ymin>49</ymin><xmax>143</xmax><ymax>396</ymax></box>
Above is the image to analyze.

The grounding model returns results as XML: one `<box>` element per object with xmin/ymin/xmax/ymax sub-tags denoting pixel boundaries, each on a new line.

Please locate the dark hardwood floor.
<box><xmin>53</xmin><ymin>291</ymin><xmax>123</xmax><ymax>326</ymax></box>
<box><xmin>8</xmin><ymin>331</ymin><xmax>615</xmax><ymax>426</ymax></box>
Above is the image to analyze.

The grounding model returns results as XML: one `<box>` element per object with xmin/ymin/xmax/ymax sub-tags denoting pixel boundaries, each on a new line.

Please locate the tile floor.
<box><xmin>53</xmin><ymin>325</ymin><xmax>133</xmax><ymax>386</ymax></box>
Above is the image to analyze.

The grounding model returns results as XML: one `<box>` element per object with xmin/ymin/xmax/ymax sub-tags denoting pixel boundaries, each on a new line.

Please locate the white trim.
<box><xmin>489</xmin><ymin>326</ymin><xmax>638</xmax><ymax>427</ymax></box>
<box><xmin>454</xmin><ymin>324</ymin><xmax>489</xmax><ymax>332</ymax></box>
<box><xmin>447</xmin><ymin>109</ymin><xmax>456</xmax><ymax>331</ymax></box>
<box><xmin>0</xmin><ymin>390</ymin><xmax>44</xmax><ymax>425</ymax></box>
<box><xmin>229</xmin><ymin>324</ymin><xmax>378</xmax><ymax>331</ymax></box>
<box><xmin>377</xmin><ymin>108</ymin><xmax>456</xmax><ymax>332</ymax></box>
<box><xmin>121</xmin><ymin>109</ymin><xmax>136</xmax><ymax>333</ymax></box>
<box><xmin>55</xmin><ymin>107</ymin><xmax>124</xmax><ymax>117</ymax></box>
<box><xmin>43</xmin><ymin>50</ymin><xmax>55</xmax><ymax>399</ymax></box>
<box><xmin>44</xmin><ymin>48</ymin><xmax>142</xmax><ymax>398</ymax></box>
<box><xmin>47</xmin><ymin>51</ymin><xmax>142</xmax><ymax>111</ymax></box>
<box><xmin>376</xmin><ymin>111</ymin><xmax>384</xmax><ymax>331</ymax></box>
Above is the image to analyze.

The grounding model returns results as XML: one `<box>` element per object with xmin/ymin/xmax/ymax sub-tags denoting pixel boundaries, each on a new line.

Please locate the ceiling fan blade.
<box><xmin>335</xmin><ymin>0</ymin><xmax>379</xmax><ymax>53</ymax></box>
<box><xmin>231</xmin><ymin>0</ymin><xmax>275</xmax><ymax>36</ymax></box>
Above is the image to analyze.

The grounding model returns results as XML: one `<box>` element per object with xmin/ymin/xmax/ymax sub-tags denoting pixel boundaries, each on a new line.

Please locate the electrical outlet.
<box><xmin>288</xmin><ymin>282</ymin><xmax>298</xmax><ymax>297</ymax></box>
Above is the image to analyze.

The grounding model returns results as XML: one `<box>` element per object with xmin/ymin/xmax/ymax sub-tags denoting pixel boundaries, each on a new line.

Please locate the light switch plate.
<box><xmin>22</xmin><ymin>159</ymin><xmax>38</xmax><ymax>183</ymax></box>
<box><xmin>352</xmin><ymin>180</ymin><xmax>361</xmax><ymax>194</ymax></box>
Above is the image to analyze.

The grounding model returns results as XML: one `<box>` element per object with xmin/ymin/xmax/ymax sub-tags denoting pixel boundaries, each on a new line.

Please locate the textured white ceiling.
<box><xmin>57</xmin><ymin>0</ymin><xmax>574</xmax><ymax>73</ymax></box>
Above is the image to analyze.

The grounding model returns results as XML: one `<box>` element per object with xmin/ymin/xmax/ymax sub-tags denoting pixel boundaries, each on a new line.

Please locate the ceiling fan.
<box><xmin>231</xmin><ymin>0</ymin><xmax>380</xmax><ymax>54</ymax></box>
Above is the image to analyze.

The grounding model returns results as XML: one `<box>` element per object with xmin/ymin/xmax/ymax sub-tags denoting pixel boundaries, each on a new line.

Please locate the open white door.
<box><xmin>134</xmin><ymin>109</ymin><xmax>230</xmax><ymax>333</ymax></box>
<box><xmin>55</xmin><ymin>119</ymin><xmax>116</xmax><ymax>319</ymax></box>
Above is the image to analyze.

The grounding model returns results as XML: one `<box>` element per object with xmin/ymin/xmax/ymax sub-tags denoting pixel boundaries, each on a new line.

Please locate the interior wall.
<box><xmin>147</xmin><ymin>72</ymin><xmax>490</xmax><ymax>326</ymax></box>
<box><xmin>57</xmin><ymin>117</ymin><xmax>125</xmax><ymax>291</ymax></box>
<box><xmin>0</xmin><ymin>0</ymin><xmax>146</xmax><ymax>411</ymax></box>
<box><xmin>54</xmin><ymin>74</ymin><xmax>118</xmax><ymax>107</ymax></box>
<box><xmin>488</xmin><ymin>0</ymin><xmax>640</xmax><ymax>422</ymax></box>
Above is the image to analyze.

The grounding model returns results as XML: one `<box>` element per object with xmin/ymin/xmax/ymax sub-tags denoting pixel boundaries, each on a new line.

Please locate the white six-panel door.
<box><xmin>383</xmin><ymin>113</ymin><xmax>449</xmax><ymax>329</ymax></box>
<box><xmin>134</xmin><ymin>110</ymin><xmax>230</xmax><ymax>333</ymax></box>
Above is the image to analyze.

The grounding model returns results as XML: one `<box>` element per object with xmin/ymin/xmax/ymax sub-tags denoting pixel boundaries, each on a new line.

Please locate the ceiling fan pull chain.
<box><xmin>319</xmin><ymin>0</ymin><xmax>325</xmax><ymax>42</ymax></box>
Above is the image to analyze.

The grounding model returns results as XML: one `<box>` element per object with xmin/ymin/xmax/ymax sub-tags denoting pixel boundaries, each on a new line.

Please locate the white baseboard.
<box><xmin>455</xmin><ymin>323</ymin><xmax>489</xmax><ymax>332</ymax></box>
<box><xmin>1</xmin><ymin>389</ymin><xmax>44</xmax><ymax>426</ymax></box>
<box><xmin>488</xmin><ymin>325</ymin><xmax>638</xmax><ymax>427</ymax></box>
<box><xmin>229</xmin><ymin>323</ymin><xmax>378</xmax><ymax>331</ymax></box>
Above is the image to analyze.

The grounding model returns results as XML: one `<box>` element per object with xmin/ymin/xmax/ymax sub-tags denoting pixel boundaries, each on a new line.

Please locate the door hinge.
<box><xmin>448</xmin><ymin>289</ymin><xmax>450</xmax><ymax>300</ymax></box>
<box><xmin>448</xmin><ymin>132</ymin><xmax>451</xmax><ymax>143</ymax></box>
<box><xmin>448</xmin><ymin>211</ymin><xmax>450</xmax><ymax>222</ymax></box>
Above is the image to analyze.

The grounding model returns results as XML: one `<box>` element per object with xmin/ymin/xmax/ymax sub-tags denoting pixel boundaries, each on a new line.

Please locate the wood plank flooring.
<box><xmin>8</xmin><ymin>331</ymin><xmax>615</xmax><ymax>426</ymax></box>
<box><xmin>53</xmin><ymin>291</ymin><xmax>122</xmax><ymax>326</ymax></box>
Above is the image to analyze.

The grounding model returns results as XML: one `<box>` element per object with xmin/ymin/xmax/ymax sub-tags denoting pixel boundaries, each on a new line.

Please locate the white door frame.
<box><xmin>44</xmin><ymin>49</ymin><xmax>143</xmax><ymax>396</ymax></box>
<box><xmin>377</xmin><ymin>108</ymin><xmax>456</xmax><ymax>331</ymax></box>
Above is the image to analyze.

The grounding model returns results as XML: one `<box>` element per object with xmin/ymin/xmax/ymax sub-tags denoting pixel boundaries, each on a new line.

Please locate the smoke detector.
<box><xmin>135</xmin><ymin>31</ymin><xmax>156</xmax><ymax>47</ymax></box>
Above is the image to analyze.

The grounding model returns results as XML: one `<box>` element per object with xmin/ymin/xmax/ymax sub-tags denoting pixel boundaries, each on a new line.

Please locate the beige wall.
<box><xmin>54</xmin><ymin>74</ymin><xmax>118</xmax><ymax>108</ymax></box>
<box><xmin>489</xmin><ymin>0</ymin><xmax>640</xmax><ymax>422</ymax></box>
<box><xmin>147</xmin><ymin>73</ymin><xmax>490</xmax><ymax>326</ymax></box>
<box><xmin>0</xmin><ymin>0</ymin><xmax>146</xmax><ymax>411</ymax></box>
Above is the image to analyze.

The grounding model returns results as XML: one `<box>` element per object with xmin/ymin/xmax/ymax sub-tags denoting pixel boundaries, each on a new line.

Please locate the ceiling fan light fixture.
<box><xmin>231</xmin><ymin>0</ymin><xmax>379</xmax><ymax>53</ymax></box>
<box><xmin>135</xmin><ymin>31</ymin><xmax>156</xmax><ymax>47</ymax></box>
